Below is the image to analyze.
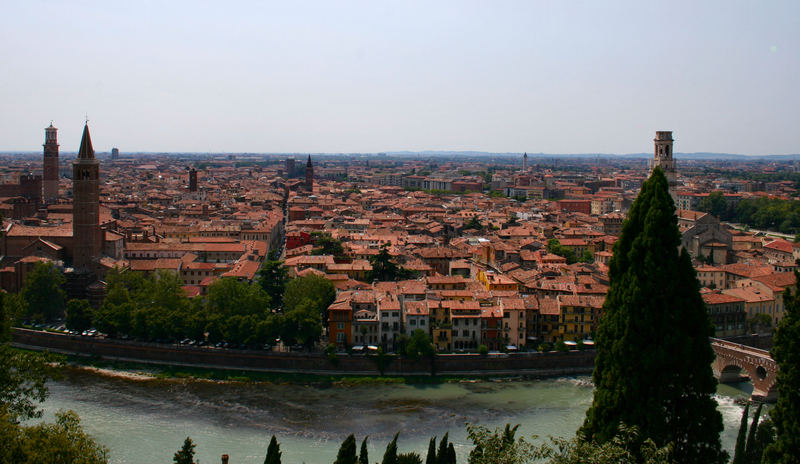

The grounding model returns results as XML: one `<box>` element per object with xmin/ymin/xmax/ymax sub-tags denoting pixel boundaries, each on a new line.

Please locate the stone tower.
<box><xmin>43</xmin><ymin>123</ymin><xmax>59</xmax><ymax>203</ymax></box>
<box><xmin>72</xmin><ymin>123</ymin><xmax>102</xmax><ymax>272</ymax></box>
<box><xmin>650</xmin><ymin>131</ymin><xmax>678</xmax><ymax>202</ymax></box>
<box><xmin>523</xmin><ymin>152</ymin><xmax>528</xmax><ymax>172</ymax></box>
<box><xmin>189</xmin><ymin>168</ymin><xmax>198</xmax><ymax>192</ymax></box>
<box><xmin>305</xmin><ymin>155</ymin><xmax>314</xmax><ymax>191</ymax></box>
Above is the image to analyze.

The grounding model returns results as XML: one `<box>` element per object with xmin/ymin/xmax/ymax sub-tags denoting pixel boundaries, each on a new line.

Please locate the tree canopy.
<box><xmin>579</xmin><ymin>168</ymin><xmax>726</xmax><ymax>464</ymax></box>
<box><xmin>763</xmin><ymin>272</ymin><xmax>800</xmax><ymax>462</ymax></box>
<box><xmin>21</xmin><ymin>261</ymin><xmax>66</xmax><ymax>322</ymax></box>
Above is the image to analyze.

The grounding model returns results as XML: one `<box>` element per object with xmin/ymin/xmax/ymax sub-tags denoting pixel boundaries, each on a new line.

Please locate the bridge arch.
<box><xmin>711</xmin><ymin>338</ymin><xmax>778</xmax><ymax>402</ymax></box>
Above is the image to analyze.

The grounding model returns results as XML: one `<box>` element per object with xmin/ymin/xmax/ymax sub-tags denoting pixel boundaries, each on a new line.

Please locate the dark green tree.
<box><xmin>397</xmin><ymin>452</ymin><xmax>423</xmax><ymax>464</ymax></box>
<box><xmin>463</xmin><ymin>216</ymin><xmax>483</xmax><ymax>231</ymax></box>
<box><xmin>579</xmin><ymin>168</ymin><xmax>726</xmax><ymax>464</ymax></box>
<box><xmin>206</xmin><ymin>277</ymin><xmax>271</xmax><ymax>317</ymax></box>
<box><xmin>173</xmin><ymin>436</ymin><xmax>196</xmax><ymax>464</ymax></box>
<box><xmin>697</xmin><ymin>191</ymin><xmax>730</xmax><ymax>219</ymax></box>
<box><xmin>382</xmin><ymin>432</ymin><xmax>399</xmax><ymax>464</ymax></box>
<box><xmin>311</xmin><ymin>232</ymin><xmax>345</xmax><ymax>258</ymax></box>
<box><xmin>0</xmin><ymin>409</ymin><xmax>108</xmax><ymax>464</ymax></box>
<box><xmin>546</xmin><ymin>239</ymin><xmax>577</xmax><ymax>264</ymax></box>
<box><xmin>283</xmin><ymin>274</ymin><xmax>336</xmax><ymax>319</ymax></box>
<box><xmin>426</xmin><ymin>437</ymin><xmax>437</xmax><ymax>464</ymax></box>
<box><xmin>359</xmin><ymin>436</ymin><xmax>369</xmax><ymax>464</ymax></box>
<box><xmin>732</xmin><ymin>401</ymin><xmax>750</xmax><ymax>464</ymax></box>
<box><xmin>404</xmin><ymin>329</ymin><xmax>434</xmax><ymax>360</ymax></box>
<box><xmin>282</xmin><ymin>298</ymin><xmax>322</xmax><ymax>347</ymax></box>
<box><xmin>21</xmin><ymin>261</ymin><xmax>66</xmax><ymax>321</ymax></box>
<box><xmin>65</xmin><ymin>299</ymin><xmax>93</xmax><ymax>332</ymax></box>
<box><xmin>335</xmin><ymin>434</ymin><xmax>357</xmax><ymax>464</ymax></box>
<box><xmin>369</xmin><ymin>243</ymin><xmax>415</xmax><ymax>282</ymax></box>
<box><xmin>743</xmin><ymin>402</ymin><xmax>773</xmax><ymax>463</ymax></box>
<box><xmin>258</xmin><ymin>254</ymin><xmax>289</xmax><ymax>309</ymax></box>
<box><xmin>265</xmin><ymin>435</ymin><xmax>281</xmax><ymax>464</ymax></box>
<box><xmin>763</xmin><ymin>271</ymin><xmax>800</xmax><ymax>462</ymax></box>
<box><xmin>436</xmin><ymin>432</ymin><xmax>453</xmax><ymax>464</ymax></box>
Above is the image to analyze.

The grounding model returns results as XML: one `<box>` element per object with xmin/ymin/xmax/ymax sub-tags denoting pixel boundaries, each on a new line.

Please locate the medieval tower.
<box><xmin>43</xmin><ymin>123</ymin><xmax>59</xmax><ymax>202</ymax></box>
<box><xmin>523</xmin><ymin>152</ymin><xmax>528</xmax><ymax>172</ymax></box>
<box><xmin>650</xmin><ymin>131</ymin><xmax>678</xmax><ymax>201</ymax></box>
<box><xmin>72</xmin><ymin>123</ymin><xmax>102</xmax><ymax>272</ymax></box>
<box><xmin>305</xmin><ymin>155</ymin><xmax>314</xmax><ymax>191</ymax></box>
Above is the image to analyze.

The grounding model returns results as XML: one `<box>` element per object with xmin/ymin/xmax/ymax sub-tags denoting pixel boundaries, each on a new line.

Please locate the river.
<box><xmin>39</xmin><ymin>368</ymin><xmax>754</xmax><ymax>464</ymax></box>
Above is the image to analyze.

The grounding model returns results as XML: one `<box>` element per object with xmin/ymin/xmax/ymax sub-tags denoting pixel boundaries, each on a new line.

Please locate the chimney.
<box><xmin>221</xmin><ymin>454</ymin><xmax>229</xmax><ymax>464</ymax></box>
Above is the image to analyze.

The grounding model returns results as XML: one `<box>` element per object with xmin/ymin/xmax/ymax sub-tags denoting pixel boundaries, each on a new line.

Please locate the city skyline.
<box><xmin>1</xmin><ymin>1</ymin><xmax>798</xmax><ymax>154</ymax></box>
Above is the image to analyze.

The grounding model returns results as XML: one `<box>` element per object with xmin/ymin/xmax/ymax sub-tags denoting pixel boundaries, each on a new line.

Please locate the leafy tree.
<box><xmin>359</xmin><ymin>436</ymin><xmax>369</xmax><ymax>464</ymax></box>
<box><xmin>398</xmin><ymin>452</ymin><xmax>423</xmax><ymax>464</ymax></box>
<box><xmin>311</xmin><ymin>232</ymin><xmax>345</xmax><ymax>258</ymax></box>
<box><xmin>463</xmin><ymin>216</ymin><xmax>483</xmax><ymax>231</ymax></box>
<box><xmin>404</xmin><ymin>329</ymin><xmax>434</xmax><ymax>360</ymax></box>
<box><xmin>335</xmin><ymin>434</ymin><xmax>357</xmax><ymax>464</ymax></box>
<box><xmin>763</xmin><ymin>271</ymin><xmax>800</xmax><ymax>462</ymax></box>
<box><xmin>173</xmin><ymin>436</ymin><xmax>196</xmax><ymax>464</ymax></box>
<box><xmin>283</xmin><ymin>274</ymin><xmax>336</xmax><ymax>319</ymax></box>
<box><xmin>697</xmin><ymin>191</ymin><xmax>731</xmax><ymax>219</ymax></box>
<box><xmin>282</xmin><ymin>298</ymin><xmax>322</xmax><ymax>347</ymax></box>
<box><xmin>369</xmin><ymin>243</ymin><xmax>415</xmax><ymax>282</ymax></box>
<box><xmin>258</xmin><ymin>255</ymin><xmax>289</xmax><ymax>309</ymax></box>
<box><xmin>748</xmin><ymin>313</ymin><xmax>772</xmax><ymax>334</ymax></box>
<box><xmin>264</xmin><ymin>435</ymin><xmax>281</xmax><ymax>464</ymax></box>
<box><xmin>579</xmin><ymin>168</ymin><xmax>726</xmax><ymax>464</ymax></box>
<box><xmin>206</xmin><ymin>277</ymin><xmax>271</xmax><ymax>317</ymax></box>
<box><xmin>538</xmin><ymin>424</ymin><xmax>675</xmax><ymax>464</ymax></box>
<box><xmin>382</xmin><ymin>432</ymin><xmax>399</xmax><ymax>464</ymax></box>
<box><xmin>546</xmin><ymin>239</ymin><xmax>577</xmax><ymax>264</ymax></box>
<box><xmin>21</xmin><ymin>261</ymin><xmax>66</xmax><ymax>321</ymax></box>
<box><xmin>0</xmin><ymin>409</ymin><xmax>108</xmax><ymax>464</ymax></box>
<box><xmin>466</xmin><ymin>423</ymin><xmax>540</xmax><ymax>464</ymax></box>
<box><xmin>65</xmin><ymin>299</ymin><xmax>93</xmax><ymax>332</ymax></box>
<box><xmin>579</xmin><ymin>250</ymin><xmax>594</xmax><ymax>264</ymax></box>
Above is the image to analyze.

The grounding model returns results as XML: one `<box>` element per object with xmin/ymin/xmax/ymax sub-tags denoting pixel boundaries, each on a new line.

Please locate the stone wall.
<box><xmin>12</xmin><ymin>328</ymin><xmax>596</xmax><ymax>377</ymax></box>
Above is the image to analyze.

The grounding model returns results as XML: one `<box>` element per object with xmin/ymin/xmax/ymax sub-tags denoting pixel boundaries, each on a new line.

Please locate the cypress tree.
<box><xmin>359</xmin><ymin>436</ymin><xmax>369</xmax><ymax>464</ymax></box>
<box><xmin>425</xmin><ymin>437</ymin><xmax>436</xmax><ymax>464</ymax></box>
<box><xmin>334</xmin><ymin>434</ymin><xmax>357</xmax><ymax>464</ymax></box>
<box><xmin>382</xmin><ymin>432</ymin><xmax>399</xmax><ymax>464</ymax></box>
<box><xmin>763</xmin><ymin>272</ymin><xmax>800</xmax><ymax>462</ymax></box>
<box><xmin>579</xmin><ymin>167</ymin><xmax>726</xmax><ymax>464</ymax></box>
<box><xmin>264</xmin><ymin>435</ymin><xmax>281</xmax><ymax>464</ymax></box>
<box><xmin>744</xmin><ymin>402</ymin><xmax>768</xmax><ymax>463</ymax></box>
<box><xmin>436</xmin><ymin>432</ymin><xmax>449</xmax><ymax>464</ymax></box>
<box><xmin>173</xmin><ymin>437</ymin><xmax>196</xmax><ymax>464</ymax></box>
<box><xmin>445</xmin><ymin>443</ymin><xmax>456</xmax><ymax>464</ymax></box>
<box><xmin>732</xmin><ymin>401</ymin><xmax>750</xmax><ymax>464</ymax></box>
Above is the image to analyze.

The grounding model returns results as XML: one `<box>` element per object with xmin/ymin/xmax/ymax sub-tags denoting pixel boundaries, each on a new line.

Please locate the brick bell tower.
<box><xmin>305</xmin><ymin>154</ymin><xmax>314</xmax><ymax>191</ymax></box>
<box><xmin>650</xmin><ymin>130</ymin><xmax>678</xmax><ymax>203</ymax></box>
<box><xmin>72</xmin><ymin>123</ymin><xmax>102</xmax><ymax>272</ymax></box>
<box><xmin>43</xmin><ymin>122</ymin><xmax>59</xmax><ymax>202</ymax></box>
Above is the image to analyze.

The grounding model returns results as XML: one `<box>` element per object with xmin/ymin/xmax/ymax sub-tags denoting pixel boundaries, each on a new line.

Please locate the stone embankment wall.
<box><xmin>12</xmin><ymin>328</ymin><xmax>596</xmax><ymax>377</ymax></box>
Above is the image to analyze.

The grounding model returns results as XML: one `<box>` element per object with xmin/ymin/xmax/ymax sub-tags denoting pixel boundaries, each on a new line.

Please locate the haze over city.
<box><xmin>2</xmin><ymin>0</ymin><xmax>799</xmax><ymax>155</ymax></box>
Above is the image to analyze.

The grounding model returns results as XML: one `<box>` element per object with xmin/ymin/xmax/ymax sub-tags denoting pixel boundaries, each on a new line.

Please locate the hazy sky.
<box><xmin>1</xmin><ymin>1</ymin><xmax>798</xmax><ymax>155</ymax></box>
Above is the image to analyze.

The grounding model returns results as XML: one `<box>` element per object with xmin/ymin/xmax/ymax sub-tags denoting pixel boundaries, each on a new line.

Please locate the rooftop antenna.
<box><xmin>85</xmin><ymin>114</ymin><xmax>89</xmax><ymax>124</ymax></box>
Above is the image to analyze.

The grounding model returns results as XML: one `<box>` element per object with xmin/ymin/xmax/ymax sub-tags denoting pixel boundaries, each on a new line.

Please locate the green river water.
<box><xmin>39</xmin><ymin>368</ymin><xmax>753</xmax><ymax>464</ymax></box>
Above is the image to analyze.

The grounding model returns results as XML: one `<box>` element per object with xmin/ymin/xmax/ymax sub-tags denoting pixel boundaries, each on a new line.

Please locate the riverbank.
<box><xmin>12</xmin><ymin>327</ymin><xmax>595</xmax><ymax>378</ymax></box>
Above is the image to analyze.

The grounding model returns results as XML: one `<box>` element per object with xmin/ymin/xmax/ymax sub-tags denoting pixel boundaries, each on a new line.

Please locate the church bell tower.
<box><xmin>72</xmin><ymin>123</ymin><xmax>102</xmax><ymax>272</ymax></box>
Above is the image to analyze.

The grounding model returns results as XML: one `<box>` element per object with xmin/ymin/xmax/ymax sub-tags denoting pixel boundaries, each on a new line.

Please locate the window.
<box><xmin>337</xmin><ymin>322</ymin><xmax>344</xmax><ymax>330</ymax></box>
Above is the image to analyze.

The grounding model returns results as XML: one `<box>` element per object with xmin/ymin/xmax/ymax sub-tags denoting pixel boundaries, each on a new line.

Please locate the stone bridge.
<box><xmin>710</xmin><ymin>338</ymin><xmax>778</xmax><ymax>402</ymax></box>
